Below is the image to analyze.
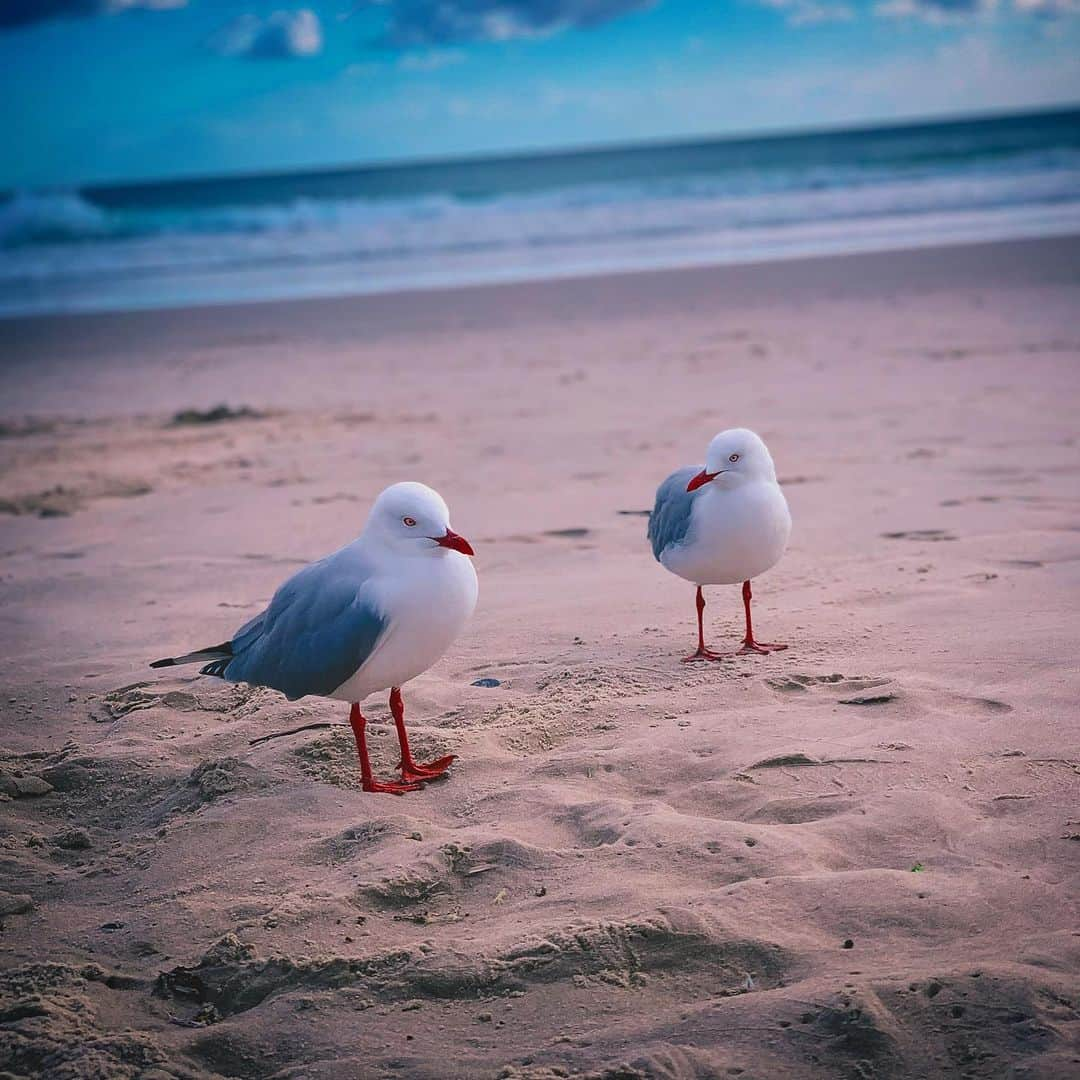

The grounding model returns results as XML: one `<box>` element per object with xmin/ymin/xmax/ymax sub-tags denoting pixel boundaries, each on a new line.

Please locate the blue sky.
<box><xmin>1</xmin><ymin>0</ymin><xmax>1078</xmax><ymax>188</ymax></box>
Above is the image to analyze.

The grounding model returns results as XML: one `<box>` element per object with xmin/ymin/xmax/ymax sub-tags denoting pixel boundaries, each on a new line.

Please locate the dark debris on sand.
<box><xmin>169</xmin><ymin>405</ymin><xmax>266</xmax><ymax>426</ymax></box>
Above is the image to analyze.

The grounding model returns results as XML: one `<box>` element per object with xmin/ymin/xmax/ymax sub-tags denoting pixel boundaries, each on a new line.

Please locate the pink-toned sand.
<box><xmin>1</xmin><ymin>237</ymin><xmax>1078</xmax><ymax>1079</ymax></box>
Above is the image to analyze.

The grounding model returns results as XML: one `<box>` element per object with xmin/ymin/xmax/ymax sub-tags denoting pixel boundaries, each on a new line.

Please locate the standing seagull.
<box><xmin>150</xmin><ymin>482</ymin><xmax>478</xmax><ymax>795</ymax></box>
<box><xmin>649</xmin><ymin>428</ymin><xmax>791</xmax><ymax>662</ymax></box>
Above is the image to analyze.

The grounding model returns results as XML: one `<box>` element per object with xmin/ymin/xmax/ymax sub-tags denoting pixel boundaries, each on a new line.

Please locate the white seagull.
<box><xmin>649</xmin><ymin>428</ymin><xmax>791</xmax><ymax>661</ymax></box>
<box><xmin>151</xmin><ymin>482</ymin><xmax>478</xmax><ymax>795</ymax></box>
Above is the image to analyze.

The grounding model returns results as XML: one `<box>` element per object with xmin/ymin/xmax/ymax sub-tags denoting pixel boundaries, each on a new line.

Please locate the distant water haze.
<box><xmin>2</xmin><ymin>108</ymin><xmax>1078</xmax><ymax>317</ymax></box>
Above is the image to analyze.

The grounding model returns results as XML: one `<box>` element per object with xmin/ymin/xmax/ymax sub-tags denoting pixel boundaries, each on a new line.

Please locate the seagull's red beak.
<box><xmin>434</xmin><ymin>528</ymin><xmax>475</xmax><ymax>556</ymax></box>
<box><xmin>686</xmin><ymin>469</ymin><xmax>718</xmax><ymax>492</ymax></box>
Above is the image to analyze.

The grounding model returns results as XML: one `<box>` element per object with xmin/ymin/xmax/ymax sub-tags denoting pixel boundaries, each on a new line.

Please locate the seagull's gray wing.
<box><xmin>648</xmin><ymin>466</ymin><xmax>700</xmax><ymax>562</ymax></box>
<box><xmin>207</xmin><ymin>547</ymin><xmax>388</xmax><ymax>701</ymax></box>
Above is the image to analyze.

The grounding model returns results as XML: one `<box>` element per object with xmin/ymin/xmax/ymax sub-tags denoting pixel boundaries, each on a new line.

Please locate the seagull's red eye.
<box><xmin>729</xmin><ymin>453</ymin><xmax>740</xmax><ymax>463</ymax></box>
<box><xmin>402</xmin><ymin>516</ymin><xmax>417</xmax><ymax>527</ymax></box>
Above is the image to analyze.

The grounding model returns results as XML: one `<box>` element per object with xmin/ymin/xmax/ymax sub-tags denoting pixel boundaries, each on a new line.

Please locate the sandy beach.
<box><xmin>1</xmin><ymin>235</ymin><xmax>1079</xmax><ymax>1079</ymax></box>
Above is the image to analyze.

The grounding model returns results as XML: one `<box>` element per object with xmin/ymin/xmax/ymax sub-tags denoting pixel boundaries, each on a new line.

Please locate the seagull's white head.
<box><xmin>687</xmin><ymin>428</ymin><xmax>778</xmax><ymax>492</ymax></box>
<box><xmin>365</xmin><ymin>482</ymin><xmax>475</xmax><ymax>557</ymax></box>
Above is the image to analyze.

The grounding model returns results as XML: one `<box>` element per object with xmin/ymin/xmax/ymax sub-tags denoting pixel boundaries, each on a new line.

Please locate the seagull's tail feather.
<box><xmin>149</xmin><ymin>641</ymin><xmax>232</xmax><ymax>670</ymax></box>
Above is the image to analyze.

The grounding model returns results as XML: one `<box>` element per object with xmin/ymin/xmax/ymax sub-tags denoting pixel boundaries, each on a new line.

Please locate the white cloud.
<box><xmin>779</xmin><ymin>30</ymin><xmax>1080</xmax><ymax>114</ymax></box>
<box><xmin>758</xmin><ymin>0</ymin><xmax>856</xmax><ymax>25</ymax></box>
<box><xmin>213</xmin><ymin>8</ymin><xmax>323</xmax><ymax>59</ymax></box>
<box><xmin>490</xmin><ymin>29</ymin><xmax>1080</xmax><ymax>137</ymax></box>
<box><xmin>345</xmin><ymin>47</ymin><xmax>466</xmax><ymax>75</ymax></box>
<box><xmin>874</xmin><ymin>0</ymin><xmax>995</xmax><ymax>18</ymax></box>
<box><xmin>357</xmin><ymin>0</ymin><xmax>658</xmax><ymax>47</ymax></box>
<box><xmin>1011</xmin><ymin>0</ymin><xmax>1079</xmax><ymax>12</ymax></box>
<box><xmin>398</xmin><ymin>48</ymin><xmax>466</xmax><ymax>70</ymax></box>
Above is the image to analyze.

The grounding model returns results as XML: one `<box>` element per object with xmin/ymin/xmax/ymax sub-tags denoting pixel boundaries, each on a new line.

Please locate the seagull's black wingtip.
<box><xmin>149</xmin><ymin>658</ymin><xmax>175</xmax><ymax>669</ymax></box>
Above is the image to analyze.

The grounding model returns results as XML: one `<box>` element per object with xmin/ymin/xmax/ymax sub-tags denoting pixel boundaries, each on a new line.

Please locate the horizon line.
<box><xmin>6</xmin><ymin>99</ymin><xmax>1079</xmax><ymax>200</ymax></box>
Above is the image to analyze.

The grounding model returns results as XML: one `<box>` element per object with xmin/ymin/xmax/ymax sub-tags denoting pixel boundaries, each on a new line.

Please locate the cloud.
<box><xmin>398</xmin><ymin>47</ymin><xmax>466</xmax><ymax>69</ymax></box>
<box><xmin>359</xmin><ymin>0</ymin><xmax>658</xmax><ymax>47</ymax></box>
<box><xmin>874</xmin><ymin>0</ymin><xmax>1080</xmax><ymax>17</ymax></box>
<box><xmin>345</xmin><ymin>47</ymin><xmax>466</xmax><ymax>75</ymax></box>
<box><xmin>873</xmin><ymin>0</ymin><xmax>995</xmax><ymax>17</ymax></box>
<box><xmin>0</xmin><ymin>0</ymin><xmax>185</xmax><ymax>29</ymax></box>
<box><xmin>213</xmin><ymin>8</ymin><xmax>323</xmax><ymax>59</ymax></box>
<box><xmin>1011</xmin><ymin>0</ymin><xmax>1079</xmax><ymax>12</ymax></box>
<box><xmin>757</xmin><ymin>0</ymin><xmax>855</xmax><ymax>24</ymax></box>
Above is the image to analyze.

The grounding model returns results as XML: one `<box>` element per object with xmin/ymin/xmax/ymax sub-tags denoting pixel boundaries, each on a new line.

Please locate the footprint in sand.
<box><xmin>92</xmin><ymin>682</ymin><xmax>201</xmax><ymax>721</ymax></box>
<box><xmin>157</xmin><ymin>911</ymin><xmax>789</xmax><ymax>1024</ymax></box>
<box><xmin>765</xmin><ymin>673</ymin><xmax>893</xmax><ymax>695</ymax></box>
<box><xmin>938</xmin><ymin>693</ymin><xmax>1012</xmax><ymax>715</ymax></box>
<box><xmin>749</xmin><ymin>794</ymin><xmax>854</xmax><ymax>825</ymax></box>
<box><xmin>765</xmin><ymin>674</ymin><xmax>1009</xmax><ymax>716</ymax></box>
<box><xmin>92</xmin><ymin>680</ymin><xmax>262</xmax><ymax>722</ymax></box>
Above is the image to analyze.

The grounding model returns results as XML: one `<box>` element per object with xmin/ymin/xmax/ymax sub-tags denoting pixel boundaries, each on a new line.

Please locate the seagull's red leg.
<box><xmin>738</xmin><ymin>579</ymin><xmax>788</xmax><ymax>655</ymax></box>
<box><xmin>682</xmin><ymin>585</ymin><xmax>725</xmax><ymax>662</ymax></box>
<box><xmin>348</xmin><ymin>702</ymin><xmax>423</xmax><ymax>795</ymax></box>
<box><xmin>390</xmin><ymin>687</ymin><xmax>455</xmax><ymax>783</ymax></box>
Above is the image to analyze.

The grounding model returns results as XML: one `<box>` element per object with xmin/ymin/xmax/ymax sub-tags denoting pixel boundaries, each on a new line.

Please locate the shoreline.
<box><xmin>3</xmin><ymin>231</ymin><xmax>1078</xmax><ymax>353</ymax></box>
<box><xmin>5</xmin><ymin>101</ymin><xmax>1078</xmax><ymax>324</ymax></box>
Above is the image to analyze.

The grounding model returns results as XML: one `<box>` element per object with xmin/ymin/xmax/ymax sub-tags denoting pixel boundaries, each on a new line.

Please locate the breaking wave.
<box><xmin>2</xmin><ymin>112</ymin><xmax>1079</xmax><ymax>315</ymax></box>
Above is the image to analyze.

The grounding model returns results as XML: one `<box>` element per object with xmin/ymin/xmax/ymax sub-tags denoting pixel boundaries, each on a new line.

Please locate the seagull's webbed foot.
<box><xmin>681</xmin><ymin>647</ymin><xmax>727</xmax><ymax>663</ymax></box>
<box><xmin>350</xmin><ymin>702</ymin><xmax>426</xmax><ymax>796</ymax></box>
<box><xmin>738</xmin><ymin>639</ymin><xmax>788</xmax><ymax>655</ymax></box>
<box><xmin>389</xmin><ymin>687</ymin><xmax>456</xmax><ymax>784</ymax></box>
<box><xmin>737</xmin><ymin>582</ymin><xmax>788</xmax><ymax>656</ymax></box>
<box><xmin>363</xmin><ymin>776</ymin><xmax>425</xmax><ymax>795</ymax></box>
<box><xmin>399</xmin><ymin>753</ymin><xmax>456</xmax><ymax>784</ymax></box>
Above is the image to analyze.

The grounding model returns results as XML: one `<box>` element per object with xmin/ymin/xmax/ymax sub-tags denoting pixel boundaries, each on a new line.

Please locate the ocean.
<box><xmin>2</xmin><ymin>107</ymin><xmax>1079</xmax><ymax>318</ymax></box>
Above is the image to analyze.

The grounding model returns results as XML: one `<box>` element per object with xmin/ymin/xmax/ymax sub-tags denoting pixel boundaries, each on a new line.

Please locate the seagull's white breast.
<box><xmin>661</xmin><ymin>480</ymin><xmax>791</xmax><ymax>586</ymax></box>
<box><xmin>330</xmin><ymin>551</ymin><xmax>478</xmax><ymax>702</ymax></box>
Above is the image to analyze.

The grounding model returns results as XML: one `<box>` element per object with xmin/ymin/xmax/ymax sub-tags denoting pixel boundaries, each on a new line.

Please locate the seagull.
<box><xmin>150</xmin><ymin>482</ymin><xmax>478</xmax><ymax>795</ymax></box>
<box><xmin>649</xmin><ymin>428</ymin><xmax>791</xmax><ymax>662</ymax></box>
